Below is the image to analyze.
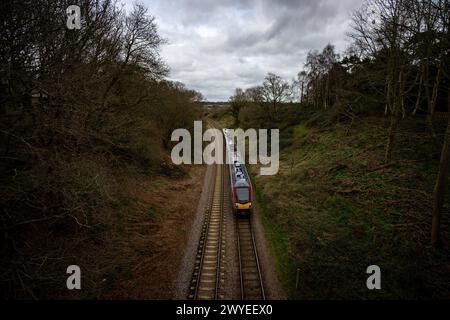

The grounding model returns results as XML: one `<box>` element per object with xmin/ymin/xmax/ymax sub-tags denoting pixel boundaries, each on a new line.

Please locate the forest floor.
<box><xmin>249</xmin><ymin>115</ymin><xmax>450</xmax><ymax>299</ymax></box>
<box><xmin>102</xmin><ymin>165</ymin><xmax>206</xmax><ymax>299</ymax></box>
<box><xmin>49</xmin><ymin>164</ymin><xmax>207</xmax><ymax>299</ymax></box>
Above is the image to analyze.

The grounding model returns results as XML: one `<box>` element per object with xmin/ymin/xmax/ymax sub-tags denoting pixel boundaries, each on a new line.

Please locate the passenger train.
<box><xmin>223</xmin><ymin>129</ymin><xmax>253</xmax><ymax>214</ymax></box>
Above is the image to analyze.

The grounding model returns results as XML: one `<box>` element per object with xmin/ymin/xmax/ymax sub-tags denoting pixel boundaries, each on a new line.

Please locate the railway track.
<box><xmin>188</xmin><ymin>123</ymin><xmax>265</xmax><ymax>300</ymax></box>
<box><xmin>189</xmin><ymin>164</ymin><xmax>226</xmax><ymax>300</ymax></box>
<box><xmin>236</xmin><ymin>217</ymin><xmax>265</xmax><ymax>300</ymax></box>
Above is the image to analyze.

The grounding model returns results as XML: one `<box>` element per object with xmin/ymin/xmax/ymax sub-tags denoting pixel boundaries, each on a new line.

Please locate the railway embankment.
<box><xmin>250</xmin><ymin>116</ymin><xmax>450</xmax><ymax>299</ymax></box>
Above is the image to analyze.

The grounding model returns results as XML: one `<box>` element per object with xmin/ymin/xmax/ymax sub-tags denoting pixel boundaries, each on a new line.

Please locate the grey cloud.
<box><xmin>131</xmin><ymin>0</ymin><xmax>363</xmax><ymax>101</ymax></box>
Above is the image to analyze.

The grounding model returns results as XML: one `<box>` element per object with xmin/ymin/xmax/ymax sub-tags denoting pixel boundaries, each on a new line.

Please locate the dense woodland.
<box><xmin>0</xmin><ymin>0</ymin><xmax>202</xmax><ymax>297</ymax></box>
<box><xmin>228</xmin><ymin>0</ymin><xmax>449</xmax><ymax>247</ymax></box>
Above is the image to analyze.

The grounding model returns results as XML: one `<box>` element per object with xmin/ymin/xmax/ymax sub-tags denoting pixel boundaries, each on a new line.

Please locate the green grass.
<box><xmin>251</xmin><ymin>176</ymin><xmax>295</xmax><ymax>296</ymax></box>
<box><xmin>251</xmin><ymin>116</ymin><xmax>450</xmax><ymax>299</ymax></box>
<box><xmin>293</xmin><ymin>124</ymin><xmax>308</xmax><ymax>141</ymax></box>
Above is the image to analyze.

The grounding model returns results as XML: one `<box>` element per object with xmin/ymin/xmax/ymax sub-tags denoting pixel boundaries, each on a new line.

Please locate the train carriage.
<box><xmin>223</xmin><ymin>129</ymin><xmax>253</xmax><ymax>214</ymax></box>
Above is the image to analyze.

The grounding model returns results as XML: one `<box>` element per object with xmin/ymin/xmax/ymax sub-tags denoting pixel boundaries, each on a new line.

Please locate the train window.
<box><xmin>236</xmin><ymin>187</ymin><xmax>249</xmax><ymax>202</ymax></box>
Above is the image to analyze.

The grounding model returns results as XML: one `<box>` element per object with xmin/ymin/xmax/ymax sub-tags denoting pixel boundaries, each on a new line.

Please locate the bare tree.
<box><xmin>101</xmin><ymin>2</ymin><xmax>168</xmax><ymax>107</ymax></box>
<box><xmin>261</xmin><ymin>73</ymin><xmax>291</xmax><ymax>121</ymax></box>
<box><xmin>229</xmin><ymin>88</ymin><xmax>246</xmax><ymax>124</ymax></box>
<box><xmin>297</xmin><ymin>71</ymin><xmax>307</xmax><ymax>103</ymax></box>
<box><xmin>350</xmin><ymin>0</ymin><xmax>413</xmax><ymax>162</ymax></box>
<box><xmin>409</xmin><ymin>0</ymin><xmax>447</xmax><ymax>142</ymax></box>
<box><xmin>431</xmin><ymin>85</ymin><xmax>450</xmax><ymax>246</ymax></box>
<box><xmin>430</xmin><ymin>0</ymin><xmax>450</xmax><ymax>246</ymax></box>
<box><xmin>303</xmin><ymin>44</ymin><xmax>339</xmax><ymax>109</ymax></box>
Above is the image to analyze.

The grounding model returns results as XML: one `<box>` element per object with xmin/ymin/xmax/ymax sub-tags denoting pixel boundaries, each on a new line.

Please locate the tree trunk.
<box><xmin>300</xmin><ymin>82</ymin><xmax>304</xmax><ymax>104</ymax></box>
<box><xmin>431</xmin><ymin>86</ymin><xmax>450</xmax><ymax>247</ymax></box>
<box><xmin>413</xmin><ymin>66</ymin><xmax>423</xmax><ymax>115</ymax></box>
<box><xmin>385</xmin><ymin>115</ymin><xmax>398</xmax><ymax>163</ymax></box>
<box><xmin>426</xmin><ymin>63</ymin><xmax>442</xmax><ymax>141</ymax></box>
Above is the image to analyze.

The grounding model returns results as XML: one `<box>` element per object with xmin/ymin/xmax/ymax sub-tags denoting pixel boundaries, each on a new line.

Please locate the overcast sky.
<box><xmin>125</xmin><ymin>0</ymin><xmax>363</xmax><ymax>101</ymax></box>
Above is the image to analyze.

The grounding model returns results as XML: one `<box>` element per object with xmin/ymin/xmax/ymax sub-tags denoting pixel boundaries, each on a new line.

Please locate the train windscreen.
<box><xmin>236</xmin><ymin>187</ymin><xmax>249</xmax><ymax>203</ymax></box>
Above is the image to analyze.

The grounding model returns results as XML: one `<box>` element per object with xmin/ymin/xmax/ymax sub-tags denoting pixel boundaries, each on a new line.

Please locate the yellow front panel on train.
<box><xmin>236</xmin><ymin>203</ymin><xmax>251</xmax><ymax>210</ymax></box>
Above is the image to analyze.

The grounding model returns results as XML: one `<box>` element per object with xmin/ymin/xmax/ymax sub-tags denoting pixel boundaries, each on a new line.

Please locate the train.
<box><xmin>223</xmin><ymin>129</ymin><xmax>253</xmax><ymax>214</ymax></box>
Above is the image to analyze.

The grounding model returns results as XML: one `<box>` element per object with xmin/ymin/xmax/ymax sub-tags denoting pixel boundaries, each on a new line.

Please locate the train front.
<box><xmin>233</xmin><ymin>179</ymin><xmax>252</xmax><ymax>213</ymax></box>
